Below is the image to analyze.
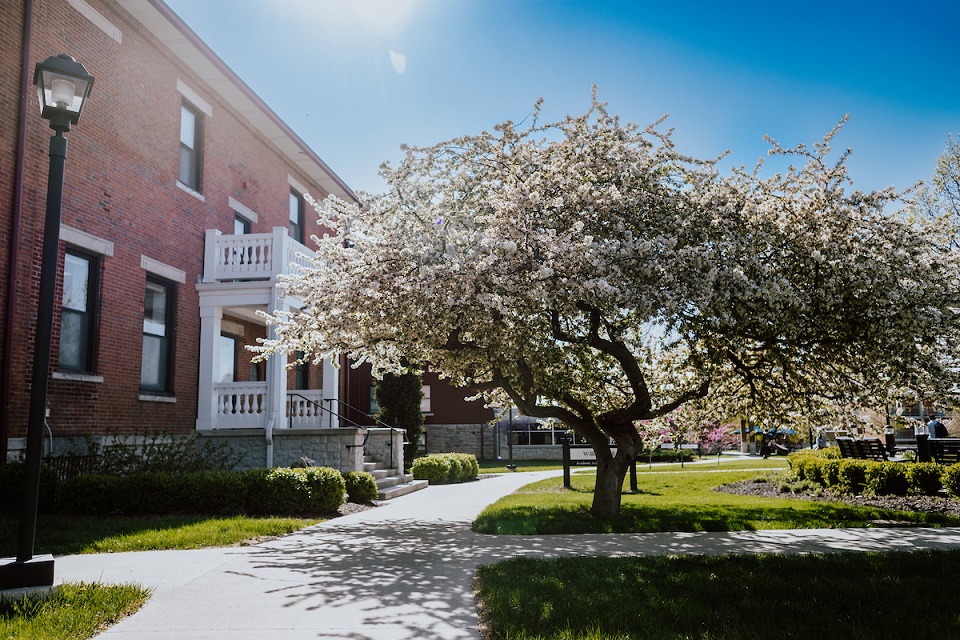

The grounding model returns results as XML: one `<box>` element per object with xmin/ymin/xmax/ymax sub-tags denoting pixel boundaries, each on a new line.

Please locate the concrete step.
<box><xmin>375</xmin><ymin>473</ymin><xmax>412</xmax><ymax>489</ymax></box>
<box><xmin>378</xmin><ymin>479</ymin><xmax>429</xmax><ymax>500</ymax></box>
<box><xmin>371</xmin><ymin>468</ymin><xmax>399</xmax><ymax>480</ymax></box>
<box><xmin>363</xmin><ymin>462</ymin><xmax>378</xmax><ymax>473</ymax></box>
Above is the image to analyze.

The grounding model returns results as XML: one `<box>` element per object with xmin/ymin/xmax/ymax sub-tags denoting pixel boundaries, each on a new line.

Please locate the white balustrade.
<box><xmin>204</xmin><ymin>228</ymin><xmax>313</xmax><ymax>282</ymax></box>
<box><xmin>214</xmin><ymin>382</ymin><xmax>267</xmax><ymax>427</ymax></box>
<box><xmin>287</xmin><ymin>390</ymin><xmax>326</xmax><ymax>428</ymax></box>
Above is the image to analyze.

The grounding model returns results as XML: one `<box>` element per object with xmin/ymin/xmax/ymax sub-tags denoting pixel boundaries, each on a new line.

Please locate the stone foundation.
<box><xmin>197</xmin><ymin>428</ymin><xmax>365</xmax><ymax>472</ymax></box>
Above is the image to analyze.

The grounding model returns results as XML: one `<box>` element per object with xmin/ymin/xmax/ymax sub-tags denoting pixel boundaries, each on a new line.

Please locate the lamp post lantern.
<box><xmin>0</xmin><ymin>54</ymin><xmax>93</xmax><ymax>591</ymax></box>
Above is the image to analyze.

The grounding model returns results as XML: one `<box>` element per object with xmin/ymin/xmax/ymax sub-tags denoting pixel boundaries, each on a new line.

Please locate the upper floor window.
<box><xmin>179</xmin><ymin>102</ymin><xmax>203</xmax><ymax>192</ymax></box>
<box><xmin>233</xmin><ymin>213</ymin><xmax>251</xmax><ymax>235</ymax></box>
<box><xmin>58</xmin><ymin>249</ymin><xmax>100</xmax><ymax>373</ymax></box>
<box><xmin>141</xmin><ymin>277</ymin><xmax>176</xmax><ymax>393</ymax></box>
<box><xmin>289</xmin><ymin>189</ymin><xmax>305</xmax><ymax>244</ymax></box>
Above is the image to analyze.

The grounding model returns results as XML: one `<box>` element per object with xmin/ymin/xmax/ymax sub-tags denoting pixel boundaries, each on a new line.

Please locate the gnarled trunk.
<box><xmin>590</xmin><ymin>437</ymin><xmax>637</xmax><ymax>518</ymax></box>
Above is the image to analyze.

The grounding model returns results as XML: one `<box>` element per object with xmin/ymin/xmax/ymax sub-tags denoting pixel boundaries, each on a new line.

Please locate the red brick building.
<box><xmin>1</xmin><ymin>0</ymin><xmax>496</xmax><ymax>470</ymax></box>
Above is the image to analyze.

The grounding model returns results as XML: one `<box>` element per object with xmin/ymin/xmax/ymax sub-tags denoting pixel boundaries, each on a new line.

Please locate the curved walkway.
<box><xmin>56</xmin><ymin>470</ymin><xmax>960</xmax><ymax>639</ymax></box>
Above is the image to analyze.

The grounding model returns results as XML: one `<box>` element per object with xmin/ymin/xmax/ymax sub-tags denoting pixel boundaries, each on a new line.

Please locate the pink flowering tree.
<box><xmin>258</xmin><ymin>92</ymin><xmax>960</xmax><ymax>518</ymax></box>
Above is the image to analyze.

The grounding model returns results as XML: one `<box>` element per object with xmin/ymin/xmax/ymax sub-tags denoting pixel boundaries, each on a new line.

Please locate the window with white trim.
<box><xmin>58</xmin><ymin>248</ymin><xmax>100</xmax><ymax>373</ymax></box>
<box><xmin>140</xmin><ymin>277</ymin><xmax>176</xmax><ymax>393</ymax></box>
<box><xmin>178</xmin><ymin>102</ymin><xmax>203</xmax><ymax>191</ymax></box>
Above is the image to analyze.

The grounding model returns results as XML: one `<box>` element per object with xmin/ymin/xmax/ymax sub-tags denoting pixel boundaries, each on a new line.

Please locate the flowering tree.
<box><xmin>258</xmin><ymin>92</ymin><xmax>960</xmax><ymax>517</ymax></box>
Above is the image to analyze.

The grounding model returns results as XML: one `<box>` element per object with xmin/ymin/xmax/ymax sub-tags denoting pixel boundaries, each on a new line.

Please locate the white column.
<box><xmin>266</xmin><ymin>296</ymin><xmax>289</xmax><ymax>430</ymax></box>
<box><xmin>196</xmin><ymin>305</ymin><xmax>222</xmax><ymax>430</ymax></box>
<box><xmin>270</xmin><ymin>226</ymin><xmax>288</xmax><ymax>279</ymax></box>
<box><xmin>322</xmin><ymin>356</ymin><xmax>340</xmax><ymax>428</ymax></box>
<box><xmin>202</xmin><ymin>229</ymin><xmax>222</xmax><ymax>283</ymax></box>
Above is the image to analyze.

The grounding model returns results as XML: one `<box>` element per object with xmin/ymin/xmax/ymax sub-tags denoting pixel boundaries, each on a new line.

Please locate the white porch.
<box><xmin>195</xmin><ymin>227</ymin><xmax>340</xmax><ymax>433</ymax></box>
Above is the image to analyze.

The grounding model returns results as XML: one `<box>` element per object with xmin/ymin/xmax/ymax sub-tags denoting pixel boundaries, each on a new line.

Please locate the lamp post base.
<box><xmin>0</xmin><ymin>555</ymin><xmax>54</xmax><ymax>591</ymax></box>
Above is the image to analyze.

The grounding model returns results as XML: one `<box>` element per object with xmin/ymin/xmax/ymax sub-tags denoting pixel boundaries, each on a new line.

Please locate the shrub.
<box><xmin>943</xmin><ymin>464</ymin><xmax>960</xmax><ymax>498</ymax></box>
<box><xmin>179</xmin><ymin>470</ymin><xmax>247</xmax><ymax>514</ymax></box>
<box><xmin>412</xmin><ymin>453</ymin><xmax>478</xmax><ymax>484</ymax></box>
<box><xmin>908</xmin><ymin>463</ymin><xmax>944</xmax><ymax>496</ymax></box>
<box><xmin>91</xmin><ymin>430</ymin><xmax>241</xmax><ymax>476</ymax></box>
<box><xmin>838</xmin><ymin>459</ymin><xmax>870</xmax><ymax>494</ymax></box>
<box><xmin>344</xmin><ymin>471</ymin><xmax>380</xmax><ymax>503</ymax></box>
<box><xmin>58</xmin><ymin>474</ymin><xmax>125</xmax><ymax>515</ymax></box>
<box><xmin>244</xmin><ymin>467</ymin><xmax>345</xmax><ymax>516</ymax></box>
<box><xmin>864</xmin><ymin>462</ymin><xmax>909</xmax><ymax>496</ymax></box>
<box><xmin>0</xmin><ymin>462</ymin><xmax>58</xmax><ymax>514</ymax></box>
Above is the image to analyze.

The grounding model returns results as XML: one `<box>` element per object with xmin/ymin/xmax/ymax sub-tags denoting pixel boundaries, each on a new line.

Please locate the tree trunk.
<box><xmin>590</xmin><ymin>441</ymin><xmax>635</xmax><ymax>518</ymax></box>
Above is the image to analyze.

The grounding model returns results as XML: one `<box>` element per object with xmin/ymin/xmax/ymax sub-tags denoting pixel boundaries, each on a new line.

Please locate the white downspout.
<box><xmin>265</xmin><ymin>418</ymin><xmax>275</xmax><ymax>468</ymax></box>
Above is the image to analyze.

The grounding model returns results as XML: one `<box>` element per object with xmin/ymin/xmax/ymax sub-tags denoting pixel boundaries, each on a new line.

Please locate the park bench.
<box><xmin>929</xmin><ymin>439</ymin><xmax>960</xmax><ymax>465</ymax></box>
<box><xmin>835</xmin><ymin>437</ymin><xmax>889</xmax><ymax>462</ymax></box>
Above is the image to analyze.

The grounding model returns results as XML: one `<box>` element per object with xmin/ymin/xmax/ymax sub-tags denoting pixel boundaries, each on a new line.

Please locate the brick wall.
<box><xmin>1</xmin><ymin>0</ymin><xmax>334</xmax><ymax>450</ymax></box>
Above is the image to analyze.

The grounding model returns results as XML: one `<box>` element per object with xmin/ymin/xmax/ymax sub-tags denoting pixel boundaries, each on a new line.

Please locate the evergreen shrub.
<box><xmin>411</xmin><ymin>453</ymin><xmax>478</xmax><ymax>484</ymax></box>
<box><xmin>0</xmin><ymin>462</ymin><xmax>58</xmax><ymax>514</ymax></box>
<box><xmin>344</xmin><ymin>471</ymin><xmax>380</xmax><ymax>503</ymax></box>
<box><xmin>864</xmin><ymin>461</ymin><xmax>909</xmax><ymax>496</ymax></box>
<box><xmin>943</xmin><ymin>464</ymin><xmax>960</xmax><ymax>498</ymax></box>
<box><xmin>907</xmin><ymin>463</ymin><xmax>943</xmax><ymax>496</ymax></box>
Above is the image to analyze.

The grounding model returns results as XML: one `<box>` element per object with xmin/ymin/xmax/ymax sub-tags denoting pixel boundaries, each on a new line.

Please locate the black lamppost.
<box><xmin>0</xmin><ymin>54</ymin><xmax>93</xmax><ymax>591</ymax></box>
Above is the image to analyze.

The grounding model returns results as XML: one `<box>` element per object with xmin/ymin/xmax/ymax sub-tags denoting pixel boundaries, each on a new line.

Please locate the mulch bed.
<box><xmin>717</xmin><ymin>478</ymin><xmax>960</xmax><ymax>519</ymax></box>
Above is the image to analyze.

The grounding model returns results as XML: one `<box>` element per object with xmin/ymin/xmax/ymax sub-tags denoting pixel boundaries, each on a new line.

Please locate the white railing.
<box><xmin>287</xmin><ymin>390</ymin><xmax>326</xmax><ymax>428</ymax></box>
<box><xmin>214</xmin><ymin>382</ymin><xmax>267</xmax><ymax>427</ymax></box>
<box><xmin>203</xmin><ymin>227</ymin><xmax>313</xmax><ymax>283</ymax></box>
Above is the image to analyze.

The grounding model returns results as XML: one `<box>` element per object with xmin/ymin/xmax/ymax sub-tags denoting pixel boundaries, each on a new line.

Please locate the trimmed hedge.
<box><xmin>411</xmin><ymin>453</ymin><xmax>479</xmax><ymax>484</ymax></box>
<box><xmin>344</xmin><ymin>471</ymin><xmax>380</xmax><ymax>503</ymax></box>
<box><xmin>788</xmin><ymin>451</ymin><xmax>960</xmax><ymax>498</ymax></box>
<box><xmin>52</xmin><ymin>466</ymin><xmax>345</xmax><ymax>517</ymax></box>
<box><xmin>0</xmin><ymin>462</ymin><xmax>60</xmax><ymax>514</ymax></box>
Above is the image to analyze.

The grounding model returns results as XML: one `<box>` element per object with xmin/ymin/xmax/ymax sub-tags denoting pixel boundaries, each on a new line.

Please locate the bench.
<box><xmin>930</xmin><ymin>439</ymin><xmax>960</xmax><ymax>465</ymax></box>
<box><xmin>836</xmin><ymin>437</ymin><xmax>889</xmax><ymax>462</ymax></box>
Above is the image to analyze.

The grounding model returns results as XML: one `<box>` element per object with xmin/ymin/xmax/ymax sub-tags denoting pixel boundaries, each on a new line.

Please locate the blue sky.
<box><xmin>164</xmin><ymin>0</ymin><xmax>959</xmax><ymax>198</ymax></box>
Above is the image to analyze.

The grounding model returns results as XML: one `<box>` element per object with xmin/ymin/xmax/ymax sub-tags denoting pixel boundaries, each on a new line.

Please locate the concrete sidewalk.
<box><xmin>55</xmin><ymin>470</ymin><xmax>960</xmax><ymax>639</ymax></box>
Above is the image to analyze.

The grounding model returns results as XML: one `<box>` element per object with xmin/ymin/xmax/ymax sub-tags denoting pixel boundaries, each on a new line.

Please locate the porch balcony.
<box><xmin>202</xmin><ymin>227</ymin><xmax>312</xmax><ymax>284</ymax></box>
<box><xmin>214</xmin><ymin>384</ymin><xmax>336</xmax><ymax>429</ymax></box>
<box><xmin>196</xmin><ymin>227</ymin><xmax>340</xmax><ymax>434</ymax></box>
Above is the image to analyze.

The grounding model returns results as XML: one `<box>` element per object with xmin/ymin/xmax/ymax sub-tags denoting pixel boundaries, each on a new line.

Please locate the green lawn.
<box><xmin>475</xmin><ymin>550</ymin><xmax>960</xmax><ymax>640</ymax></box>
<box><xmin>0</xmin><ymin>582</ymin><xmax>150</xmax><ymax>640</ymax></box>
<box><xmin>0</xmin><ymin>514</ymin><xmax>323</xmax><ymax>556</ymax></box>
<box><xmin>479</xmin><ymin>459</ymin><xmax>566</xmax><ymax>473</ymax></box>
<box><xmin>473</xmin><ymin>465</ymin><xmax>960</xmax><ymax>534</ymax></box>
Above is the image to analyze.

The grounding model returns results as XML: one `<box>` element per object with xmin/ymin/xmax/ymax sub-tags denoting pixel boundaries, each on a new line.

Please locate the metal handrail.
<box><xmin>324</xmin><ymin>397</ymin><xmax>400</xmax><ymax>431</ymax></box>
<box><xmin>287</xmin><ymin>392</ymin><xmax>364</xmax><ymax>430</ymax></box>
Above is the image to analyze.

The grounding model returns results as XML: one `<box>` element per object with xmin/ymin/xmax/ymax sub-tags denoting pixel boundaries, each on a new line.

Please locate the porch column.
<box><xmin>196</xmin><ymin>305</ymin><xmax>222</xmax><ymax>430</ymax></box>
<box><xmin>265</xmin><ymin>296</ymin><xmax>289</xmax><ymax>430</ymax></box>
<box><xmin>322</xmin><ymin>357</ymin><xmax>340</xmax><ymax>428</ymax></box>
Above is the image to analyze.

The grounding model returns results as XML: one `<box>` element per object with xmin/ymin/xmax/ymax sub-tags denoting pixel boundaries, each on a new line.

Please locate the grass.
<box><xmin>478</xmin><ymin>454</ymin><xmax>790</xmax><ymax>475</ymax></box>
<box><xmin>0</xmin><ymin>582</ymin><xmax>150</xmax><ymax>640</ymax></box>
<box><xmin>474</xmin><ymin>550</ymin><xmax>960</xmax><ymax>640</ymax></box>
<box><xmin>472</xmin><ymin>466</ymin><xmax>960</xmax><ymax>534</ymax></box>
<box><xmin>0</xmin><ymin>514</ymin><xmax>324</xmax><ymax>556</ymax></box>
<box><xmin>479</xmin><ymin>459</ymin><xmax>566</xmax><ymax>473</ymax></box>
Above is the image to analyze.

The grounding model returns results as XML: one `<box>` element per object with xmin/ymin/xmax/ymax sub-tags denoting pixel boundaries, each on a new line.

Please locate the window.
<box><xmin>140</xmin><ymin>277</ymin><xmax>176</xmax><ymax>393</ymax></box>
<box><xmin>289</xmin><ymin>189</ymin><xmax>305</xmax><ymax>244</ymax></box>
<box><xmin>233</xmin><ymin>213</ymin><xmax>251</xmax><ymax>235</ymax></box>
<box><xmin>369</xmin><ymin>385</ymin><xmax>379</xmax><ymax>414</ymax></box>
<box><xmin>294</xmin><ymin>350</ymin><xmax>308</xmax><ymax>390</ymax></box>
<box><xmin>219</xmin><ymin>334</ymin><xmax>237</xmax><ymax>383</ymax></box>
<box><xmin>511</xmin><ymin>420</ymin><xmax>583</xmax><ymax>446</ymax></box>
<box><xmin>178</xmin><ymin>102</ymin><xmax>203</xmax><ymax>191</ymax></box>
<box><xmin>421</xmin><ymin>385</ymin><xmax>432</xmax><ymax>414</ymax></box>
<box><xmin>59</xmin><ymin>249</ymin><xmax>100</xmax><ymax>372</ymax></box>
